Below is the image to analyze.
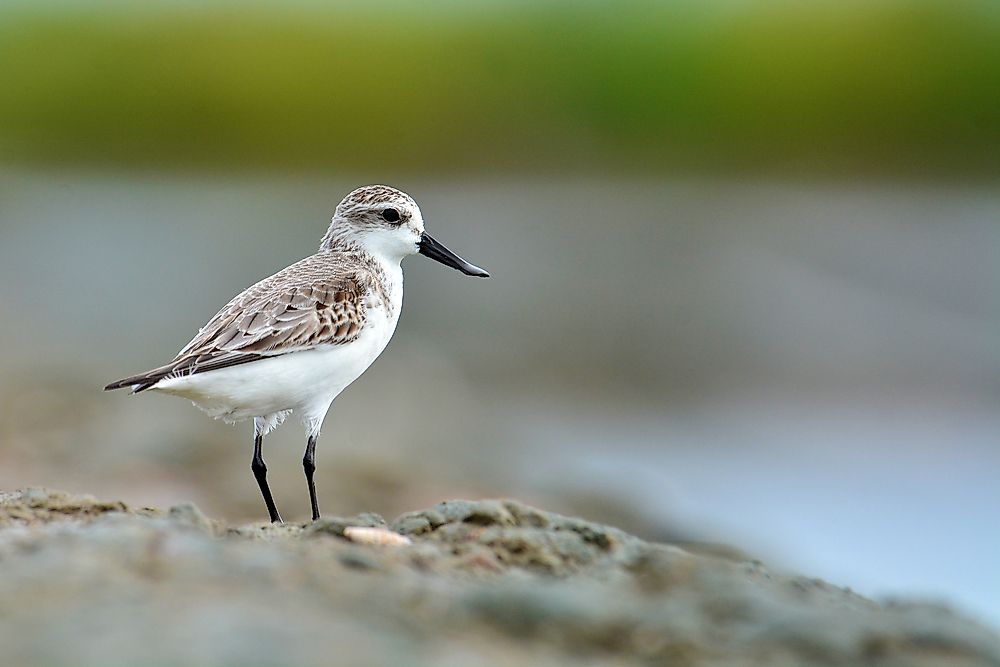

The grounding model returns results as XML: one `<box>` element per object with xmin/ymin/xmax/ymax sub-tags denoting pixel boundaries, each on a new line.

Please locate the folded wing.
<box><xmin>105</xmin><ymin>266</ymin><xmax>367</xmax><ymax>393</ymax></box>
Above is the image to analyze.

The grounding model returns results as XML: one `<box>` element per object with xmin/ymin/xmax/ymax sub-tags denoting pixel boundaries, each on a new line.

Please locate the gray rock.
<box><xmin>167</xmin><ymin>502</ymin><xmax>215</xmax><ymax>534</ymax></box>
<box><xmin>305</xmin><ymin>511</ymin><xmax>386</xmax><ymax>538</ymax></box>
<box><xmin>0</xmin><ymin>489</ymin><xmax>995</xmax><ymax>667</ymax></box>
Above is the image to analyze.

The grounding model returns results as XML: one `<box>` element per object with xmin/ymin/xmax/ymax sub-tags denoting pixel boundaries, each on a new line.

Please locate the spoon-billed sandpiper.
<box><xmin>105</xmin><ymin>185</ymin><xmax>489</xmax><ymax>523</ymax></box>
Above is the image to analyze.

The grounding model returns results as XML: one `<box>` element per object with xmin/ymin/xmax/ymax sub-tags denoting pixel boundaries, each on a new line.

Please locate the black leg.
<box><xmin>252</xmin><ymin>432</ymin><xmax>282</xmax><ymax>523</ymax></box>
<box><xmin>303</xmin><ymin>435</ymin><xmax>320</xmax><ymax>521</ymax></box>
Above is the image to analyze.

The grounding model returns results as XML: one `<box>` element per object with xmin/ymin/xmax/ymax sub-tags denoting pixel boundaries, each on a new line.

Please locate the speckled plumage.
<box><xmin>105</xmin><ymin>250</ymin><xmax>390</xmax><ymax>393</ymax></box>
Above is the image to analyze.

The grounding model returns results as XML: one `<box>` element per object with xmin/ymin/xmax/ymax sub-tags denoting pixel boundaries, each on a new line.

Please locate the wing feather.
<box><xmin>180</xmin><ymin>277</ymin><xmax>366</xmax><ymax>361</ymax></box>
<box><xmin>104</xmin><ymin>253</ymin><xmax>372</xmax><ymax>392</ymax></box>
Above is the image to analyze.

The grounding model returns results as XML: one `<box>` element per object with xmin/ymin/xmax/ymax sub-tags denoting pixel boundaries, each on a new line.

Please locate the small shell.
<box><xmin>343</xmin><ymin>526</ymin><xmax>412</xmax><ymax>546</ymax></box>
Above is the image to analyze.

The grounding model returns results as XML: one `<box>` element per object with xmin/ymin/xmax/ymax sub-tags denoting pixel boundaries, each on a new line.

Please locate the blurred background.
<box><xmin>0</xmin><ymin>0</ymin><xmax>997</xmax><ymax>628</ymax></box>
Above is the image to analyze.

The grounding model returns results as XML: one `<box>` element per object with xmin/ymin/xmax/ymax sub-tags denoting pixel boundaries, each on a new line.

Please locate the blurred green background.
<box><xmin>2</xmin><ymin>0</ymin><xmax>999</xmax><ymax>176</ymax></box>
<box><xmin>0</xmin><ymin>0</ymin><xmax>998</xmax><ymax>628</ymax></box>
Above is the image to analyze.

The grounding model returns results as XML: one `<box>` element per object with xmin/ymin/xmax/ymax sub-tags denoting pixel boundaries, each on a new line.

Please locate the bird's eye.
<box><xmin>382</xmin><ymin>208</ymin><xmax>401</xmax><ymax>223</ymax></box>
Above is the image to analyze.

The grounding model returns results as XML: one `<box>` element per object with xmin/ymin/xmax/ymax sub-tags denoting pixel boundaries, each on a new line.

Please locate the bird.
<box><xmin>105</xmin><ymin>185</ymin><xmax>489</xmax><ymax>523</ymax></box>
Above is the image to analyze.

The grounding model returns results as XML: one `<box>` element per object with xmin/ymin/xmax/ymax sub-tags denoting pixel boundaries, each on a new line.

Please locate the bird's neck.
<box><xmin>322</xmin><ymin>240</ymin><xmax>402</xmax><ymax>275</ymax></box>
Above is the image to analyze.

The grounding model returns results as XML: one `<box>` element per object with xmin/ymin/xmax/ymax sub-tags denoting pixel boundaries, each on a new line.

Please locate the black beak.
<box><xmin>418</xmin><ymin>232</ymin><xmax>490</xmax><ymax>278</ymax></box>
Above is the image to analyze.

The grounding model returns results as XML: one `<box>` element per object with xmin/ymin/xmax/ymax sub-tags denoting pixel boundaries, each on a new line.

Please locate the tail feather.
<box><xmin>104</xmin><ymin>351</ymin><xmax>268</xmax><ymax>393</ymax></box>
<box><xmin>103</xmin><ymin>362</ymin><xmax>182</xmax><ymax>393</ymax></box>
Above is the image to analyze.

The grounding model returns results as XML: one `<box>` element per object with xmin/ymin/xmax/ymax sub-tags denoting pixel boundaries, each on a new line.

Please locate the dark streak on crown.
<box><xmin>336</xmin><ymin>185</ymin><xmax>417</xmax><ymax>214</ymax></box>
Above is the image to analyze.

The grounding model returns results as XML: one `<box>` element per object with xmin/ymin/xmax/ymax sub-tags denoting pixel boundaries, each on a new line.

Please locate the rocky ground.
<box><xmin>0</xmin><ymin>488</ymin><xmax>996</xmax><ymax>667</ymax></box>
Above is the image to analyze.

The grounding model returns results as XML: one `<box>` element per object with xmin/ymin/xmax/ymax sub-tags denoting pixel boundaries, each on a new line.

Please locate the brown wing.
<box><xmin>105</xmin><ymin>256</ymin><xmax>369</xmax><ymax>392</ymax></box>
<box><xmin>176</xmin><ymin>279</ymin><xmax>366</xmax><ymax>359</ymax></box>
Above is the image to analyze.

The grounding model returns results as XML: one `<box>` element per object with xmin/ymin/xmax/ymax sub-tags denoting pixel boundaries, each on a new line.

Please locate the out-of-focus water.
<box><xmin>0</xmin><ymin>168</ymin><xmax>997</xmax><ymax>626</ymax></box>
<box><xmin>510</xmin><ymin>394</ymin><xmax>1000</xmax><ymax>627</ymax></box>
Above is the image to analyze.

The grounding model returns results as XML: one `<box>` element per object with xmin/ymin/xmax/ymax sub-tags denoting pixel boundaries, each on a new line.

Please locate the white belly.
<box><xmin>153</xmin><ymin>305</ymin><xmax>396</xmax><ymax>427</ymax></box>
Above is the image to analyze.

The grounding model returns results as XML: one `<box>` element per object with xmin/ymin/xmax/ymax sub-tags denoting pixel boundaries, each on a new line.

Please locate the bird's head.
<box><xmin>320</xmin><ymin>185</ymin><xmax>489</xmax><ymax>278</ymax></box>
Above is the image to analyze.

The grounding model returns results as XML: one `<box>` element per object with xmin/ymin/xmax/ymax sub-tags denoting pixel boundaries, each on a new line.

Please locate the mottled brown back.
<box><xmin>104</xmin><ymin>250</ymin><xmax>385</xmax><ymax>392</ymax></box>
